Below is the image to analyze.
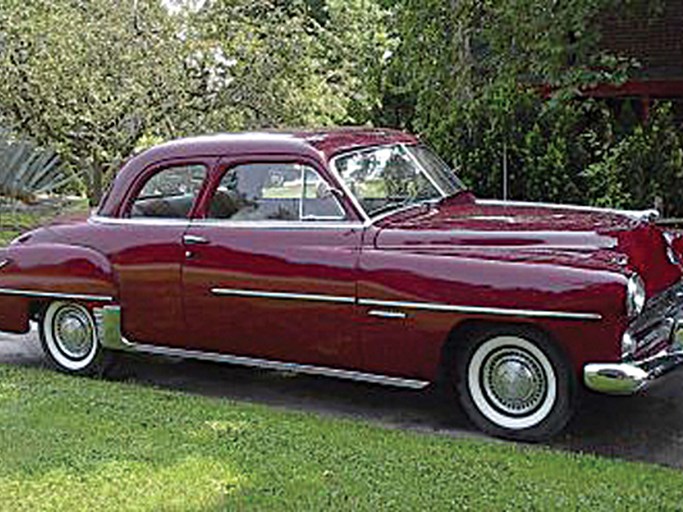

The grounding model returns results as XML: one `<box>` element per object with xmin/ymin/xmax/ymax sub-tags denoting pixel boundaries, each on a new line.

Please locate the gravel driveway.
<box><xmin>3</xmin><ymin>329</ymin><xmax>683</xmax><ymax>470</ymax></box>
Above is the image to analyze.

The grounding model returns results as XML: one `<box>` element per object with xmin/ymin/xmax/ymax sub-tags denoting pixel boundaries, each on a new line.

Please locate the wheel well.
<box><xmin>437</xmin><ymin>319</ymin><xmax>560</xmax><ymax>385</ymax></box>
<box><xmin>28</xmin><ymin>300</ymin><xmax>48</xmax><ymax>321</ymax></box>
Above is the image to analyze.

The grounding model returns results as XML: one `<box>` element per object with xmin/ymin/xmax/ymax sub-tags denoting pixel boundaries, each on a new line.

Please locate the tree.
<box><xmin>183</xmin><ymin>0</ymin><xmax>392</xmax><ymax>131</ymax></box>
<box><xmin>0</xmin><ymin>0</ymin><xmax>195</xmax><ymax>203</ymax></box>
<box><xmin>0</xmin><ymin>0</ymin><xmax>393</xmax><ymax>203</ymax></box>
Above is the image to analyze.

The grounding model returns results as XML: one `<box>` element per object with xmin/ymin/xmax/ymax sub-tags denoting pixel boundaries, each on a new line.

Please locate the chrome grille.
<box><xmin>628</xmin><ymin>280</ymin><xmax>683</xmax><ymax>353</ymax></box>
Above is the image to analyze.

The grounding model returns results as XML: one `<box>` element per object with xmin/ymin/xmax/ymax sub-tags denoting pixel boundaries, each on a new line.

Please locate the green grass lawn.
<box><xmin>1</xmin><ymin>365</ymin><xmax>682</xmax><ymax>511</ymax></box>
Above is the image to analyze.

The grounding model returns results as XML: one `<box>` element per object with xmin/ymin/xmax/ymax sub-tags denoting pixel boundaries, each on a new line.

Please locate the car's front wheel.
<box><xmin>39</xmin><ymin>301</ymin><xmax>104</xmax><ymax>375</ymax></box>
<box><xmin>455</xmin><ymin>326</ymin><xmax>576</xmax><ymax>441</ymax></box>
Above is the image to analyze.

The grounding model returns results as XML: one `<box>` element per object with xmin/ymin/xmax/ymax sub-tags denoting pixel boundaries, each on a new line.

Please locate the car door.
<box><xmin>104</xmin><ymin>160</ymin><xmax>210</xmax><ymax>346</ymax></box>
<box><xmin>181</xmin><ymin>155</ymin><xmax>364</xmax><ymax>370</ymax></box>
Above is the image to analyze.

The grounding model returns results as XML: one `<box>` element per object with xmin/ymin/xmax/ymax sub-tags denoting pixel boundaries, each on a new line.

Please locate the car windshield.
<box><xmin>333</xmin><ymin>144</ymin><xmax>465</xmax><ymax>218</ymax></box>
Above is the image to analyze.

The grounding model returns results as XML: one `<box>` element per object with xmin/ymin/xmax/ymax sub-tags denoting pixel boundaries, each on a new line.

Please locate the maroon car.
<box><xmin>1</xmin><ymin>128</ymin><xmax>682</xmax><ymax>440</ymax></box>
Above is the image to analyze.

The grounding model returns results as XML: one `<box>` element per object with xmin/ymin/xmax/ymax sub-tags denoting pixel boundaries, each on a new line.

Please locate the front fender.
<box><xmin>0</xmin><ymin>243</ymin><xmax>116</xmax><ymax>333</ymax></box>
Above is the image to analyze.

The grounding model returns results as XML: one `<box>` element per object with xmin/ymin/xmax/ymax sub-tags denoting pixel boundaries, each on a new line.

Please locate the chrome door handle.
<box><xmin>183</xmin><ymin>234</ymin><xmax>210</xmax><ymax>245</ymax></box>
<box><xmin>368</xmin><ymin>310</ymin><xmax>407</xmax><ymax>319</ymax></box>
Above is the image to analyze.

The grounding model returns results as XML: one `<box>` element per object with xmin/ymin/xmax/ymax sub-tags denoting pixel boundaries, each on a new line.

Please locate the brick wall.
<box><xmin>600</xmin><ymin>1</ymin><xmax>683</xmax><ymax>79</ymax></box>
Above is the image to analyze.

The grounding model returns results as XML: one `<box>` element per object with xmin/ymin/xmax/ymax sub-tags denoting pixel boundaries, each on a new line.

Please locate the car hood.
<box><xmin>374</xmin><ymin>197</ymin><xmax>681</xmax><ymax>296</ymax></box>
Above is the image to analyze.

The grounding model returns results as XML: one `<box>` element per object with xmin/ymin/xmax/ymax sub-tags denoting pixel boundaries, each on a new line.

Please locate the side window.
<box><xmin>208</xmin><ymin>163</ymin><xmax>346</xmax><ymax>222</ymax></box>
<box><xmin>130</xmin><ymin>165</ymin><xmax>206</xmax><ymax>219</ymax></box>
<box><xmin>302</xmin><ymin>167</ymin><xmax>345</xmax><ymax>220</ymax></box>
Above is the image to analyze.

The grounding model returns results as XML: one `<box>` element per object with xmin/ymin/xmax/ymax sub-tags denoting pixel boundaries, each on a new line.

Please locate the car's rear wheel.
<box><xmin>39</xmin><ymin>301</ymin><xmax>104</xmax><ymax>375</ymax></box>
<box><xmin>455</xmin><ymin>326</ymin><xmax>576</xmax><ymax>441</ymax></box>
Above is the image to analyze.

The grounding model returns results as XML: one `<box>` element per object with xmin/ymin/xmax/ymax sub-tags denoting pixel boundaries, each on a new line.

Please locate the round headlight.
<box><xmin>663</xmin><ymin>232</ymin><xmax>681</xmax><ymax>265</ymax></box>
<box><xmin>621</xmin><ymin>331</ymin><xmax>637</xmax><ymax>359</ymax></box>
<box><xmin>626</xmin><ymin>273</ymin><xmax>646</xmax><ymax>318</ymax></box>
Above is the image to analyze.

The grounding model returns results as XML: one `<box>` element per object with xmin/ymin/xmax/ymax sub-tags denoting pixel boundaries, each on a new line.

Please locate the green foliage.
<box><xmin>0</xmin><ymin>132</ymin><xmax>72</xmax><ymax>202</ymax></box>
<box><xmin>2</xmin><ymin>364</ymin><xmax>683</xmax><ymax>510</ymax></box>
<box><xmin>2</xmin><ymin>0</ymin><xmax>680</xmax><ymax>214</ymax></box>
<box><xmin>0</xmin><ymin>0</ymin><xmax>195</xmax><ymax>203</ymax></box>
<box><xmin>382</xmin><ymin>0</ymin><xmax>683</xmax><ymax>215</ymax></box>
<box><xmin>0</xmin><ymin>0</ymin><xmax>392</xmax><ymax>203</ymax></box>
<box><xmin>585</xmin><ymin>104</ymin><xmax>683</xmax><ymax>215</ymax></box>
<box><xmin>184</xmin><ymin>0</ymin><xmax>391</xmax><ymax>131</ymax></box>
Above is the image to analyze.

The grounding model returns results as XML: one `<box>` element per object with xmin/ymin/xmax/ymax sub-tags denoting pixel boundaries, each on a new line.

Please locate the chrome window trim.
<box><xmin>358</xmin><ymin>298</ymin><xmax>602</xmax><ymax>321</ymax></box>
<box><xmin>211</xmin><ymin>287</ymin><xmax>355</xmax><ymax>304</ymax></box>
<box><xmin>90</xmin><ymin>215</ymin><xmax>363</xmax><ymax>230</ymax></box>
<box><xmin>193</xmin><ymin>219</ymin><xmax>363</xmax><ymax>230</ymax></box>
<box><xmin>90</xmin><ymin>215</ymin><xmax>190</xmax><ymax>227</ymax></box>
<box><xmin>0</xmin><ymin>287</ymin><xmax>114</xmax><ymax>302</ymax></box>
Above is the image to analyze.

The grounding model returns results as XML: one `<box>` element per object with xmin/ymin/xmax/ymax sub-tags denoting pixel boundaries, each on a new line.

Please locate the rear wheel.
<box><xmin>39</xmin><ymin>301</ymin><xmax>104</xmax><ymax>375</ymax></box>
<box><xmin>455</xmin><ymin>326</ymin><xmax>576</xmax><ymax>441</ymax></box>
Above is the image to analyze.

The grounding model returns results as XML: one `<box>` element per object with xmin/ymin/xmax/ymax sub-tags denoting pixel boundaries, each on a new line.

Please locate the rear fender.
<box><xmin>0</xmin><ymin>243</ymin><xmax>116</xmax><ymax>333</ymax></box>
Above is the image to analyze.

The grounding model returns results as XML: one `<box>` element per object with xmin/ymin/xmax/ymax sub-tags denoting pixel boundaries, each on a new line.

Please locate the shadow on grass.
<box><xmin>7</xmin><ymin>334</ymin><xmax>683</xmax><ymax>470</ymax></box>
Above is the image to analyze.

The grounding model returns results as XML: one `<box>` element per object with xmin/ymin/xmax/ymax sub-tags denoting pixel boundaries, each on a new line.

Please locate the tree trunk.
<box><xmin>90</xmin><ymin>164</ymin><xmax>103</xmax><ymax>207</ymax></box>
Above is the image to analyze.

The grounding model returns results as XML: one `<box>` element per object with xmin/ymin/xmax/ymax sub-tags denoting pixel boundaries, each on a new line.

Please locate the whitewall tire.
<box><xmin>40</xmin><ymin>301</ymin><xmax>103</xmax><ymax>375</ymax></box>
<box><xmin>455</xmin><ymin>326</ymin><xmax>576</xmax><ymax>441</ymax></box>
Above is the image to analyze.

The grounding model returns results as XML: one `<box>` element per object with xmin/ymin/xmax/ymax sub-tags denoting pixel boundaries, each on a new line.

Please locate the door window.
<box><xmin>130</xmin><ymin>164</ymin><xmax>207</xmax><ymax>218</ymax></box>
<box><xmin>208</xmin><ymin>163</ymin><xmax>346</xmax><ymax>221</ymax></box>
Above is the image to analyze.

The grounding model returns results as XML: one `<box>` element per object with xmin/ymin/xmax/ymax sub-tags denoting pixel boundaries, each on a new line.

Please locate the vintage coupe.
<box><xmin>1</xmin><ymin>128</ymin><xmax>682</xmax><ymax>440</ymax></box>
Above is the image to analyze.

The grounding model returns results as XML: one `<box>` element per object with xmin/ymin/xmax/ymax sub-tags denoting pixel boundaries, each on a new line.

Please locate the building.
<box><xmin>588</xmin><ymin>1</ymin><xmax>683</xmax><ymax>123</ymax></box>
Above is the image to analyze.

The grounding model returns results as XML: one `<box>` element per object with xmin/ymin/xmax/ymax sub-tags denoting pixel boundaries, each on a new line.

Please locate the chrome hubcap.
<box><xmin>482</xmin><ymin>349</ymin><xmax>547</xmax><ymax>415</ymax></box>
<box><xmin>54</xmin><ymin>307</ymin><xmax>94</xmax><ymax>359</ymax></box>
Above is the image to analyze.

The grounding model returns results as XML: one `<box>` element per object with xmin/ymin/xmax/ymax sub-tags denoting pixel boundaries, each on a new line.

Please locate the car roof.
<box><xmin>98</xmin><ymin>127</ymin><xmax>417</xmax><ymax>217</ymax></box>
<box><xmin>138</xmin><ymin>127</ymin><xmax>418</xmax><ymax>163</ymax></box>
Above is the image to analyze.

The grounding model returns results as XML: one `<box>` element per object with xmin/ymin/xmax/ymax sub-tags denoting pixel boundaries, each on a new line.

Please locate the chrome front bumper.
<box><xmin>585</xmin><ymin>281</ymin><xmax>683</xmax><ymax>394</ymax></box>
<box><xmin>584</xmin><ymin>341</ymin><xmax>683</xmax><ymax>394</ymax></box>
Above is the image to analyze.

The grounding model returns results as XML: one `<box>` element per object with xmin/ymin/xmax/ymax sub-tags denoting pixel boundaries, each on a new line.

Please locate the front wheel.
<box><xmin>455</xmin><ymin>326</ymin><xmax>577</xmax><ymax>441</ymax></box>
<box><xmin>39</xmin><ymin>301</ymin><xmax>104</xmax><ymax>375</ymax></box>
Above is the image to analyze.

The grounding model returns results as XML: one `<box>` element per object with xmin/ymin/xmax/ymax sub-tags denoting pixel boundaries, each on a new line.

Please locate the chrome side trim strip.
<box><xmin>358</xmin><ymin>298</ymin><xmax>602</xmax><ymax>321</ymax></box>
<box><xmin>210</xmin><ymin>286</ymin><xmax>601</xmax><ymax>321</ymax></box>
<box><xmin>211</xmin><ymin>287</ymin><xmax>355</xmax><ymax>304</ymax></box>
<box><xmin>477</xmin><ymin>199</ymin><xmax>659</xmax><ymax>221</ymax></box>
<box><xmin>130</xmin><ymin>343</ymin><xmax>430</xmax><ymax>389</ymax></box>
<box><xmin>0</xmin><ymin>287</ymin><xmax>113</xmax><ymax>302</ymax></box>
<box><xmin>93</xmin><ymin>302</ymin><xmax>428</xmax><ymax>389</ymax></box>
